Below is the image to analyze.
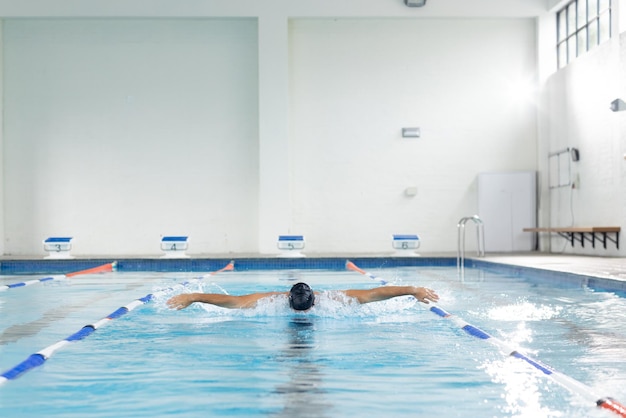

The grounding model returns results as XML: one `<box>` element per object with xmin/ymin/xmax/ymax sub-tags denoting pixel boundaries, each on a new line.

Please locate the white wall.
<box><xmin>539</xmin><ymin>31</ymin><xmax>626</xmax><ymax>256</ymax></box>
<box><xmin>3</xmin><ymin>19</ymin><xmax>260</xmax><ymax>256</ymax></box>
<box><xmin>3</xmin><ymin>1</ymin><xmax>624</xmax><ymax>259</ymax></box>
<box><xmin>0</xmin><ymin>20</ymin><xmax>3</xmax><ymax>256</ymax></box>
<box><xmin>0</xmin><ymin>16</ymin><xmax>538</xmax><ymax>257</ymax></box>
<box><xmin>0</xmin><ymin>0</ymin><xmax>580</xmax><ymax>257</ymax></box>
<box><xmin>289</xmin><ymin>18</ymin><xmax>537</xmax><ymax>253</ymax></box>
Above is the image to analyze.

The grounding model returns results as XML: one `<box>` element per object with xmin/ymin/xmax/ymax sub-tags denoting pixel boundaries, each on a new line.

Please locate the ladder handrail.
<box><xmin>457</xmin><ymin>215</ymin><xmax>485</xmax><ymax>276</ymax></box>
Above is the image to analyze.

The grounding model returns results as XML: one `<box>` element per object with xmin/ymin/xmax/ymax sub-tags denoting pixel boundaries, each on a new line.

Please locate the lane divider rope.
<box><xmin>345</xmin><ymin>260</ymin><xmax>626</xmax><ymax>417</ymax></box>
<box><xmin>0</xmin><ymin>260</ymin><xmax>234</xmax><ymax>386</ymax></box>
<box><xmin>0</xmin><ymin>262</ymin><xmax>117</xmax><ymax>292</ymax></box>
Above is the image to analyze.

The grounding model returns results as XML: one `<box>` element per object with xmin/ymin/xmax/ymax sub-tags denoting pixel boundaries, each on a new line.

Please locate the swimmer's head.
<box><xmin>289</xmin><ymin>282</ymin><xmax>315</xmax><ymax>311</ymax></box>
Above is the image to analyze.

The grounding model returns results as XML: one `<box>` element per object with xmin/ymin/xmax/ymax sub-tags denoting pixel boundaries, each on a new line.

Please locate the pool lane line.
<box><xmin>345</xmin><ymin>260</ymin><xmax>626</xmax><ymax>418</ymax></box>
<box><xmin>0</xmin><ymin>281</ymin><xmax>147</xmax><ymax>347</ymax></box>
<box><xmin>0</xmin><ymin>262</ymin><xmax>117</xmax><ymax>292</ymax></box>
<box><xmin>0</xmin><ymin>260</ymin><xmax>234</xmax><ymax>386</ymax></box>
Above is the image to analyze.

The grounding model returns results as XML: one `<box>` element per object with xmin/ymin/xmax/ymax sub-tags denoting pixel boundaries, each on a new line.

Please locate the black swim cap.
<box><xmin>289</xmin><ymin>282</ymin><xmax>315</xmax><ymax>311</ymax></box>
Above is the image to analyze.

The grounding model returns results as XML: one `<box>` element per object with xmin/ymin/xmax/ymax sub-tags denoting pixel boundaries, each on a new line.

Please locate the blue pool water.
<box><xmin>1</xmin><ymin>263</ymin><xmax>626</xmax><ymax>417</ymax></box>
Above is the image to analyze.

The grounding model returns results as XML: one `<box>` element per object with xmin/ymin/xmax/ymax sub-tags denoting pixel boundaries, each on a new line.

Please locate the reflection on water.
<box><xmin>480</xmin><ymin>356</ymin><xmax>563</xmax><ymax>417</ymax></box>
<box><xmin>272</xmin><ymin>317</ymin><xmax>332</xmax><ymax>418</ymax></box>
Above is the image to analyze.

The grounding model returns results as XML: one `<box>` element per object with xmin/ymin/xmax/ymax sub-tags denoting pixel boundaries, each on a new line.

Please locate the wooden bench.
<box><xmin>523</xmin><ymin>227</ymin><xmax>621</xmax><ymax>249</ymax></box>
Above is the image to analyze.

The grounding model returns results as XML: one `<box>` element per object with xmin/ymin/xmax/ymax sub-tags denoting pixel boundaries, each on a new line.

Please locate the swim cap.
<box><xmin>289</xmin><ymin>282</ymin><xmax>315</xmax><ymax>311</ymax></box>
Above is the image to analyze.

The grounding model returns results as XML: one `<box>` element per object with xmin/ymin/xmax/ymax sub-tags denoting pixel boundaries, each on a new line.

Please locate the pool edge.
<box><xmin>2</xmin><ymin>256</ymin><xmax>625</xmax><ymax>294</ymax></box>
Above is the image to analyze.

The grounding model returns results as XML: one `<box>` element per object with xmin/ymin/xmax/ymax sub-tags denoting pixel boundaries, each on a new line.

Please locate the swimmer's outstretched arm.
<box><xmin>167</xmin><ymin>291</ymin><xmax>285</xmax><ymax>310</ymax></box>
<box><xmin>343</xmin><ymin>286</ymin><xmax>439</xmax><ymax>305</ymax></box>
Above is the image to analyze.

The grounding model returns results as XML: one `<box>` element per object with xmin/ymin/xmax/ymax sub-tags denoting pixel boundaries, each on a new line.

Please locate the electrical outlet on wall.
<box><xmin>404</xmin><ymin>186</ymin><xmax>418</xmax><ymax>197</ymax></box>
<box><xmin>572</xmin><ymin>173</ymin><xmax>580</xmax><ymax>189</ymax></box>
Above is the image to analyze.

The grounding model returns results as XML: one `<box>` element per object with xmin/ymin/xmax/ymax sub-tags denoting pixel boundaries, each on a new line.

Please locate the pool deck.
<box><xmin>479</xmin><ymin>253</ymin><xmax>626</xmax><ymax>282</ymax></box>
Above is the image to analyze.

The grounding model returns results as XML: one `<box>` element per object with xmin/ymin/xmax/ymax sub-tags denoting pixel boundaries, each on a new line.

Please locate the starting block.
<box><xmin>277</xmin><ymin>235</ymin><xmax>306</xmax><ymax>258</ymax></box>
<box><xmin>392</xmin><ymin>234</ymin><xmax>421</xmax><ymax>256</ymax></box>
<box><xmin>43</xmin><ymin>237</ymin><xmax>74</xmax><ymax>259</ymax></box>
<box><xmin>160</xmin><ymin>236</ymin><xmax>189</xmax><ymax>258</ymax></box>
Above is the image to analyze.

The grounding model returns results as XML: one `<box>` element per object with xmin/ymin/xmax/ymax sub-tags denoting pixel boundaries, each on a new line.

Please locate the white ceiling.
<box><xmin>0</xmin><ymin>0</ymin><xmax>550</xmax><ymax>19</ymax></box>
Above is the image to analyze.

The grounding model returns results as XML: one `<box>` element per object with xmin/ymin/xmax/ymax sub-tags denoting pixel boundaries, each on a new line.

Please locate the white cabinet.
<box><xmin>478</xmin><ymin>171</ymin><xmax>536</xmax><ymax>252</ymax></box>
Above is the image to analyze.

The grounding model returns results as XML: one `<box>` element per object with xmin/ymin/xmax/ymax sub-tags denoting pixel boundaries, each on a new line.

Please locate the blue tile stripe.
<box><xmin>0</xmin><ymin>257</ymin><xmax>456</xmax><ymax>275</ymax></box>
<box><xmin>0</xmin><ymin>260</ymin><xmax>120</xmax><ymax>276</ymax></box>
<box><xmin>1</xmin><ymin>257</ymin><xmax>625</xmax><ymax>294</ymax></box>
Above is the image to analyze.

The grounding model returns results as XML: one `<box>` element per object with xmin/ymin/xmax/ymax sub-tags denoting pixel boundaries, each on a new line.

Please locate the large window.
<box><xmin>557</xmin><ymin>0</ymin><xmax>612</xmax><ymax>69</ymax></box>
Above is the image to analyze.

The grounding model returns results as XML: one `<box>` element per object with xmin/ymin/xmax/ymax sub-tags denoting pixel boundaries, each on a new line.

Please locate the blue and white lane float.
<box><xmin>0</xmin><ymin>262</ymin><xmax>117</xmax><ymax>292</ymax></box>
<box><xmin>345</xmin><ymin>260</ymin><xmax>626</xmax><ymax>418</ymax></box>
<box><xmin>0</xmin><ymin>260</ymin><xmax>234</xmax><ymax>386</ymax></box>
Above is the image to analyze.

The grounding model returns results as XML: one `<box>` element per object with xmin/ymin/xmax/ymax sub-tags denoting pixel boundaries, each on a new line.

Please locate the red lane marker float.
<box><xmin>65</xmin><ymin>262</ymin><xmax>117</xmax><ymax>277</ymax></box>
<box><xmin>207</xmin><ymin>260</ymin><xmax>235</xmax><ymax>275</ymax></box>
<box><xmin>345</xmin><ymin>260</ymin><xmax>626</xmax><ymax>417</ymax></box>
<box><xmin>0</xmin><ymin>260</ymin><xmax>234</xmax><ymax>386</ymax></box>
<box><xmin>1</xmin><ymin>262</ymin><xmax>117</xmax><ymax>292</ymax></box>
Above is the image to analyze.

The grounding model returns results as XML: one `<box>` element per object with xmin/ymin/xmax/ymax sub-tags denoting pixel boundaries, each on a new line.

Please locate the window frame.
<box><xmin>556</xmin><ymin>0</ymin><xmax>612</xmax><ymax>69</ymax></box>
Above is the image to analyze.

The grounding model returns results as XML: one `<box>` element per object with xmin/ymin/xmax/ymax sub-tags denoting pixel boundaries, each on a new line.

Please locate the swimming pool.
<box><xmin>1</xmin><ymin>259</ymin><xmax>626</xmax><ymax>417</ymax></box>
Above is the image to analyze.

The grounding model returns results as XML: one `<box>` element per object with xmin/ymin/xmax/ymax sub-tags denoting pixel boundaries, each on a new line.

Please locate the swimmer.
<box><xmin>167</xmin><ymin>282</ymin><xmax>439</xmax><ymax>311</ymax></box>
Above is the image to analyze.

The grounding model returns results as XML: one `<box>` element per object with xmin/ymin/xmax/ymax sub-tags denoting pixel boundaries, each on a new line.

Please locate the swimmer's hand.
<box><xmin>412</xmin><ymin>287</ymin><xmax>439</xmax><ymax>304</ymax></box>
<box><xmin>167</xmin><ymin>294</ymin><xmax>195</xmax><ymax>310</ymax></box>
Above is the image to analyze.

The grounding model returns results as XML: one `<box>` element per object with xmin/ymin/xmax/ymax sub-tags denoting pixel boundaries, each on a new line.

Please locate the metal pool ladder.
<box><xmin>457</xmin><ymin>215</ymin><xmax>485</xmax><ymax>275</ymax></box>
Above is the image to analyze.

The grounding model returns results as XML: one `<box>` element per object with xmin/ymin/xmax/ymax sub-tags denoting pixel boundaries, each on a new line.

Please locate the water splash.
<box><xmin>488</xmin><ymin>301</ymin><xmax>562</xmax><ymax>322</ymax></box>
